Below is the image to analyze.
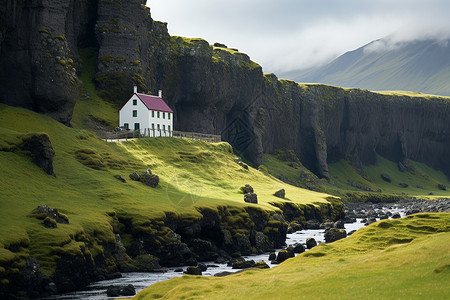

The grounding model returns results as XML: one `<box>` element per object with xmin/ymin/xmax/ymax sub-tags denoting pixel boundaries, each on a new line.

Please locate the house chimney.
<box><xmin>158</xmin><ymin>90</ymin><xmax>163</xmax><ymax>98</ymax></box>
<box><xmin>133</xmin><ymin>86</ymin><xmax>137</xmax><ymax>94</ymax></box>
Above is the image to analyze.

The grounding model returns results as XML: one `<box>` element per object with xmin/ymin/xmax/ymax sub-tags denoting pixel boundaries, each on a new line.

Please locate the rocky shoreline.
<box><xmin>1</xmin><ymin>200</ymin><xmax>343</xmax><ymax>299</ymax></box>
<box><xmin>3</xmin><ymin>198</ymin><xmax>449</xmax><ymax>299</ymax></box>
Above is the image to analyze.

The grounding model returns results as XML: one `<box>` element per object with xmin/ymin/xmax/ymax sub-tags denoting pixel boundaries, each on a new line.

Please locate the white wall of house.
<box><xmin>147</xmin><ymin>110</ymin><xmax>173</xmax><ymax>137</ymax></box>
<box><xmin>119</xmin><ymin>94</ymin><xmax>149</xmax><ymax>132</ymax></box>
<box><xmin>119</xmin><ymin>94</ymin><xmax>174</xmax><ymax>136</ymax></box>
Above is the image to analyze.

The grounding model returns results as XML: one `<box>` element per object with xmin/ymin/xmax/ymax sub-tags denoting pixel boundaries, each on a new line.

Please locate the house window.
<box><xmin>163</xmin><ymin>112</ymin><xmax>165</xmax><ymax>119</ymax></box>
<box><xmin>134</xmin><ymin>123</ymin><xmax>140</xmax><ymax>130</ymax></box>
<box><xmin>168</xmin><ymin>113</ymin><xmax>171</xmax><ymax>120</ymax></box>
<box><xmin>163</xmin><ymin>125</ymin><xmax>165</xmax><ymax>131</ymax></box>
<box><xmin>157</xmin><ymin>124</ymin><xmax>160</xmax><ymax>130</ymax></box>
<box><xmin>133</xmin><ymin>99</ymin><xmax>137</xmax><ymax>105</ymax></box>
<box><xmin>152</xmin><ymin>111</ymin><xmax>154</xmax><ymax>117</ymax></box>
<box><xmin>132</xmin><ymin>110</ymin><xmax>137</xmax><ymax>117</ymax></box>
<box><xmin>157</xmin><ymin>111</ymin><xmax>160</xmax><ymax>118</ymax></box>
<box><xmin>124</xmin><ymin>123</ymin><xmax>129</xmax><ymax>130</ymax></box>
<box><xmin>152</xmin><ymin>123</ymin><xmax>155</xmax><ymax>129</ymax></box>
<box><xmin>168</xmin><ymin>125</ymin><xmax>171</xmax><ymax>132</ymax></box>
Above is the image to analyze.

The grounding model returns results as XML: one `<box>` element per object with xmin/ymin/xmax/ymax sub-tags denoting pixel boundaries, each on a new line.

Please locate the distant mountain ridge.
<box><xmin>281</xmin><ymin>38</ymin><xmax>450</xmax><ymax>96</ymax></box>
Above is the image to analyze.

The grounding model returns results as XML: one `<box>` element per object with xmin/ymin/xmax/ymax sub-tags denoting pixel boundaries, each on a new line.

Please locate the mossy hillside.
<box><xmin>261</xmin><ymin>150</ymin><xmax>449</xmax><ymax>202</ymax></box>
<box><xmin>134</xmin><ymin>213</ymin><xmax>450</xmax><ymax>299</ymax></box>
<box><xmin>328</xmin><ymin>156</ymin><xmax>450</xmax><ymax>198</ymax></box>
<box><xmin>0</xmin><ymin>104</ymin><xmax>336</xmax><ymax>280</ymax></box>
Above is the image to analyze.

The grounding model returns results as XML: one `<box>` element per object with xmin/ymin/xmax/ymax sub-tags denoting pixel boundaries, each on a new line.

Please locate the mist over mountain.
<box><xmin>281</xmin><ymin>37</ymin><xmax>450</xmax><ymax>96</ymax></box>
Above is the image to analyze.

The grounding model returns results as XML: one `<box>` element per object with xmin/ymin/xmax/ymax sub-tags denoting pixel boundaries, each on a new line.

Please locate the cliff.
<box><xmin>1</xmin><ymin>0</ymin><xmax>449</xmax><ymax>177</ymax></box>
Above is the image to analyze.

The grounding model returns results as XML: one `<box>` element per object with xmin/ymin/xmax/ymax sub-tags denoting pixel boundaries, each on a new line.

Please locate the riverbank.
<box><xmin>133</xmin><ymin>211</ymin><xmax>450</xmax><ymax>299</ymax></box>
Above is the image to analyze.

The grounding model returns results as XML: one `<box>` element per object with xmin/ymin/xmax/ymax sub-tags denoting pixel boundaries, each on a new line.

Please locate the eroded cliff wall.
<box><xmin>1</xmin><ymin>0</ymin><xmax>449</xmax><ymax>176</ymax></box>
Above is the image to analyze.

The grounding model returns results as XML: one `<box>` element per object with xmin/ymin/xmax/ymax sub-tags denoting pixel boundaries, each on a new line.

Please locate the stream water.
<box><xmin>43</xmin><ymin>207</ymin><xmax>406</xmax><ymax>300</ymax></box>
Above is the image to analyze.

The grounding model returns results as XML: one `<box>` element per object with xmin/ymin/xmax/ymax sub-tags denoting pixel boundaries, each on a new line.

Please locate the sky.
<box><xmin>147</xmin><ymin>0</ymin><xmax>450</xmax><ymax>73</ymax></box>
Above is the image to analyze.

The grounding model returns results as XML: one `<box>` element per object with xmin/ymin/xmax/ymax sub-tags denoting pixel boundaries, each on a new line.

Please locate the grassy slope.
<box><xmin>134</xmin><ymin>213</ymin><xmax>450</xmax><ymax>299</ymax></box>
<box><xmin>262</xmin><ymin>153</ymin><xmax>450</xmax><ymax>199</ymax></box>
<box><xmin>328</xmin><ymin>156</ymin><xmax>450</xmax><ymax>197</ymax></box>
<box><xmin>71</xmin><ymin>47</ymin><xmax>118</xmax><ymax>129</ymax></box>
<box><xmin>0</xmin><ymin>104</ymin><xmax>331</xmax><ymax>275</ymax></box>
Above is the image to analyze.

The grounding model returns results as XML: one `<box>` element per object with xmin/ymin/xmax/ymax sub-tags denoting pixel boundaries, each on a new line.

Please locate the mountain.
<box><xmin>281</xmin><ymin>38</ymin><xmax>450</xmax><ymax>96</ymax></box>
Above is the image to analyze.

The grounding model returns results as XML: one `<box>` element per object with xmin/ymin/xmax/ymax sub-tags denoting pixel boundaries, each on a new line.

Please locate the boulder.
<box><xmin>399</xmin><ymin>182</ymin><xmax>409</xmax><ymax>188</ymax></box>
<box><xmin>241</xmin><ymin>184</ymin><xmax>254</xmax><ymax>194</ymax></box>
<box><xmin>254</xmin><ymin>261</ymin><xmax>270</xmax><ymax>269</ymax></box>
<box><xmin>381</xmin><ymin>173</ymin><xmax>391</xmax><ymax>183</ymax></box>
<box><xmin>276</xmin><ymin>250</ymin><xmax>291</xmax><ymax>263</ymax></box>
<box><xmin>438</xmin><ymin>184</ymin><xmax>447</xmax><ymax>191</ymax></box>
<box><xmin>129</xmin><ymin>172</ymin><xmax>140</xmax><ymax>181</ymax></box>
<box><xmin>141</xmin><ymin>169</ymin><xmax>152</xmax><ymax>175</ymax></box>
<box><xmin>106</xmin><ymin>286</ymin><xmax>121</xmax><ymax>297</ymax></box>
<box><xmin>334</xmin><ymin>220</ymin><xmax>345</xmax><ymax>229</ymax></box>
<box><xmin>197</xmin><ymin>263</ymin><xmax>208</xmax><ymax>272</ymax></box>
<box><xmin>106</xmin><ymin>285</ymin><xmax>135</xmax><ymax>297</ymax></box>
<box><xmin>293</xmin><ymin>244</ymin><xmax>305</xmax><ymax>254</ymax></box>
<box><xmin>232</xmin><ymin>260</ymin><xmax>255</xmax><ymax>269</ymax></box>
<box><xmin>244</xmin><ymin>192</ymin><xmax>258</xmax><ymax>204</ymax></box>
<box><xmin>121</xmin><ymin>284</ymin><xmax>136</xmax><ymax>296</ymax></box>
<box><xmin>21</xmin><ymin>133</ymin><xmax>55</xmax><ymax>176</ymax></box>
<box><xmin>140</xmin><ymin>173</ymin><xmax>160</xmax><ymax>187</ymax></box>
<box><xmin>306</xmin><ymin>238</ymin><xmax>317</xmax><ymax>249</ymax></box>
<box><xmin>274</xmin><ymin>189</ymin><xmax>285</xmax><ymax>199</ymax></box>
<box><xmin>324</xmin><ymin>228</ymin><xmax>347</xmax><ymax>243</ymax></box>
<box><xmin>185</xmin><ymin>266</ymin><xmax>202</xmax><ymax>275</ymax></box>
<box><xmin>306</xmin><ymin>219</ymin><xmax>321</xmax><ymax>229</ymax></box>
<box><xmin>320</xmin><ymin>221</ymin><xmax>334</xmax><ymax>229</ymax></box>
<box><xmin>31</xmin><ymin>205</ymin><xmax>69</xmax><ymax>224</ymax></box>
<box><xmin>392</xmin><ymin>213</ymin><xmax>401</xmax><ymax>219</ymax></box>
<box><xmin>268</xmin><ymin>252</ymin><xmax>276</xmax><ymax>261</ymax></box>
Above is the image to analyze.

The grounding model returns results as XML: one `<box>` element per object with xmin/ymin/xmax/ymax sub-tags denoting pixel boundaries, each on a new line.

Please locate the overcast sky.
<box><xmin>147</xmin><ymin>0</ymin><xmax>450</xmax><ymax>73</ymax></box>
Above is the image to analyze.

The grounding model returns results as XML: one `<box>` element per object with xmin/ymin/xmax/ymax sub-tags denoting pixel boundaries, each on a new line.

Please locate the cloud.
<box><xmin>147</xmin><ymin>0</ymin><xmax>450</xmax><ymax>72</ymax></box>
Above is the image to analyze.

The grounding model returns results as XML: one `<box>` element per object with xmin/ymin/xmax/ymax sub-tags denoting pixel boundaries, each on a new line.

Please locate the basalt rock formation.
<box><xmin>1</xmin><ymin>0</ymin><xmax>449</xmax><ymax>177</ymax></box>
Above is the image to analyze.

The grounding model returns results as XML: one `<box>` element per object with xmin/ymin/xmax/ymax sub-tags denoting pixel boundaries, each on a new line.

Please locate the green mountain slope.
<box><xmin>282</xmin><ymin>39</ymin><xmax>450</xmax><ymax>96</ymax></box>
<box><xmin>0</xmin><ymin>103</ymin><xmax>340</xmax><ymax>296</ymax></box>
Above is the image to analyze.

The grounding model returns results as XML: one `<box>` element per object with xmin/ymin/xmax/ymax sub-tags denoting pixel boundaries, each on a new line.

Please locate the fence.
<box><xmin>98</xmin><ymin>129</ymin><xmax>221</xmax><ymax>143</ymax></box>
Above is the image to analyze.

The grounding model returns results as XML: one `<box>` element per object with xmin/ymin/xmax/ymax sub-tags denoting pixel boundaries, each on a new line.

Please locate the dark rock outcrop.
<box><xmin>324</xmin><ymin>228</ymin><xmax>347</xmax><ymax>243</ymax></box>
<box><xmin>30</xmin><ymin>205</ymin><xmax>69</xmax><ymax>225</ymax></box>
<box><xmin>244</xmin><ymin>192</ymin><xmax>258</xmax><ymax>204</ymax></box>
<box><xmin>274</xmin><ymin>189</ymin><xmax>285</xmax><ymax>199</ymax></box>
<box><xmin>185</xmin><ymin>266</ymin><xmax>202</xmax><ymax>275</ymax></box>
<box><xmin>106</xmin><ymin>284</ymin><xmax>136</xmax><ymax>297</ymax></box>
<box><xmin>20</xmin><ymin>133</ymin><xmax>55</xmax><ymax>176</ymax></box>
<box><xmin>306</xmin><ymin>238</ymin><xmax>317</xmax><ymax>249</ymax></box>
<box><xmin>232</xmin><ymin>260</ymin><xmax>255</xmax><ymax>269</ymax></box>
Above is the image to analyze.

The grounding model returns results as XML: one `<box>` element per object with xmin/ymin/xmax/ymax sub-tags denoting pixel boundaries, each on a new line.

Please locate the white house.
<box><xmin>119</xmin><ymin>87</ymin><xmax>174</xmax><ymax>137</ymax></box>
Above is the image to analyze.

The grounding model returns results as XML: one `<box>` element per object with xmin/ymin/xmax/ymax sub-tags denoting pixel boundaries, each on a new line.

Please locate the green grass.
<box><xmin>327</xmin><ymin>156</ymin><xmax>450</xmax><ymax>198</ymax></box>
<box><xmin>261</xmin><ymin>151</ymin><xmax>449</xmax><ymax>201</ymax></box>
<box><xmin>134</xmin><ymin>213</ymin><xmax>450</xmax><ymax>299</ymax></box>
<box><xmin>71</xmin><ymin>47</ymin><xmax>118</xmax><ymax>129</ymax></box>
<box><xmin>0</xmin><ymin>104</ymin><xmax>333</xmax><ymax>276</ymax></box>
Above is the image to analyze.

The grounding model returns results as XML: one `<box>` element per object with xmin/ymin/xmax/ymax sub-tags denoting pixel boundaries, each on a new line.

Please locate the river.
<box><xmin>42</xmin><ymin>206</ymin><xmax>406</xmax><ymax>299</ymax></box>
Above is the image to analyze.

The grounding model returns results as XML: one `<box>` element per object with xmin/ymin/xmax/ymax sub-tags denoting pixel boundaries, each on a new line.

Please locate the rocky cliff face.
<box><xmin>260</xmin><ymin>81</ymin><xmax>450</xmax><ymax>178</ymax></box>
<box><xmin>1</xmin><ymin>0</ymin><xmax>449</xmax><ymax>176</ymax></box>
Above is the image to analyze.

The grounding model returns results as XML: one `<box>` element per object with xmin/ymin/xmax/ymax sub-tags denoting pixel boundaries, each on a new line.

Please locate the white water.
<box><xmin>43</xmin><ymin>207</ymin><xmax>406</xmax><ymax>299</ymax></box>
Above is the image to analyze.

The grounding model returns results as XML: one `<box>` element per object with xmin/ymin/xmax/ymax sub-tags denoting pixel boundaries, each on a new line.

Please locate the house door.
<box><xmin>134</xmin><ymin>123</ymin><xmax>140</xmax><ymax>130</ymax></box>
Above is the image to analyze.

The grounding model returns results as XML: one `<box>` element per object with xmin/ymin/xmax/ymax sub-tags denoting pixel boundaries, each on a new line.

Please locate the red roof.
<box><xmin>136</xmin><ymin>93</ymin><xmax>173</xmax><ymax>113</ymax></box>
